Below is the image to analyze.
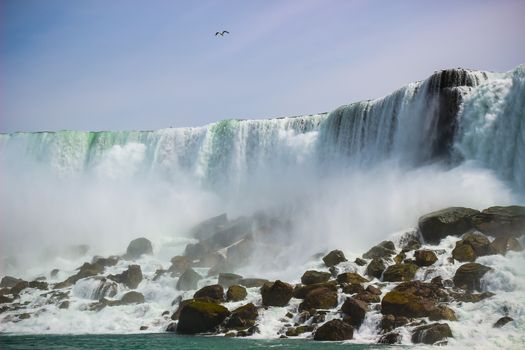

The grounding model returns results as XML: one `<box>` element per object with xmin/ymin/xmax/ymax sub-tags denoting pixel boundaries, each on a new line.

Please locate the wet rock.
<box><xmin>362</xmin><ymin>241</ymin><xmax>396</xmax><ymax>259</ymax></box>
<box><xmin>18</xmin><ymin>312</ymin><xmax>31</xmax><ymax>320</ymax></box>
<box><xmin>301</xmin><ymin>270</ymin><xmax>331</xmax><ymax>285</ymax></box>
<box><xmin>92</xmin><ymin>256</ymin><xmax>120</xmax><ymax>268</ymax></box>
<box><xmin>261</xmin><ymin>280</ymin><xmax>293</xmax><ymax>307</ymax></box>
<box><xmin>471</xmin><ymin>206</ymin><xmax>525</xmax><ymax>237</ymax></box>
<box><xmin>381</xmin><ymin>291</ymin><xmax>436</xmax><ymax>318</ymax></box>
<box><xmin>393</xmin><ymin>252</ymin><xmax>406</xmax><ymax>265</ymax></box>
<box><xmin>491</xmin><ymin>235</ymin><xmax>523</xmax><ymax>255</ymax></box>
<box><xmin>322</xmin><ymin>250</ymin><xmax>347</xmax><ymax>267</ymax></box>
<box><xmin>237</xmin><ymin>278</ymin><xmax>268</xmax><ymax>288</ymax></box>
<box><xmin>0</xmin><ymin>295</ymin><xmax>14</xmax><ymax>304</ymax></box>
<box><xmin>11</xmin><ymin>281</ymin><xmax>29</xmax><ymax>295</ymax></box>
<box><xmin>28</xmin><ymin>280</ymin><xmax>48</xmax><ymax>290</ymax></box>
<box><xmin>411</xmin><ymin>322</ymin><xmax>453</xmax><ymax>344</ymax></box>
<box><xmin>452</xmin><ymin>243</ymin><xmax>476</xmax><ymax>262</ymax></box>
<box><xmin>337</xmin><ymin>272</ymin><xmax>368</xmax><ymax>285</ymax></box>
<box><xmin>194</xmin><ymin>284</ymin><xmax>224</xmax><ymax>302</ymax></box>
<box><xmin>378</xmin><ymin>331</ymin><xmax>401</xmax><ymax>344</ymax></box>
<box><xmin>177</xmin><ymin>299</ymin><xmax>230</xmax><ymax>334</ymax></box>
<box><xmin>108</xmin><ymin>265</ymin><xmax>143</xmax><ymax>289</ymax></box>
<box><xmin>418</xmin><ymin>207</ymin><xmax>479</xmax><ymax>244</ymax></box>
<box><xmin>168</xmin><ymin>256</ymin><xmax>191</xmax><ymax>276</ymax></box>
<box><xmin>429</xmin><ymin>305</ymin><xmax>457</xmax><ymax>321</ymax></box>
<box><xmin>166</xmin><ymin>323</ymin><xmax>177</xmax><ymax>332</ymax></box>
<box><xmin>449</xmin><ymin>291</ymin><xmax>495</xmax><ymax>303</ymax></box>
<box><xmin>55</xmin><ymin>261</ymin><xmax>106</xmax><ymax>289</ymax></box>
<box><xmin>125</xmin><ymin>237</ymin><xmax>153</xmax><ymax>259</ymax></box>
<box><xmin>493</xmin><ymin>316</ymin><xmax>513</xmax><ymax>328</ymax></box>
<box><xmin>90</xmin><ymin>277</ymin><xmax>118</xmax><ymax>299</ymax></box>
<box><xmin>293</xmin><ymin>282</ymin><xmax>338</xmax><ymax>299</ymax></box>
<box><xmin>119</xmin><ymin>291</ymin><xmax>145</xmax><ymax>304</ymax></box>
<box><xmin>218</xmin><ymin>273</ymin><xmax>243</xmax><ymax>288</ymax></box>
<box><xmin>382</xmin><ymin>263</ymin><xmax>419</xmax><ymax>282</ymax></box>
<box><xmin>398</xmin><ymin>230</ymin><xmax>422</xmax><ymax>252</ymax></box>
<box><xmin>354</xmin><ymin>291</ymin><xmax>380</xmax><ymax>303</ymax></box>
<box><xmin>140</xmin><ymin>326</ymin><xmax>148</xmax><ymax>331</ymax></box>
<box><xmin>50</xmin><ymin>269</ymin><xmax>59</xmax><ymax>278</ymax></box>
<box><xmin>58</xmin><ymin>300</ymin><xmax>70</xmax><ymax>309</ymax></box>
<box><xmin>341</xmin><ymin>298</ymin><xmax>368</xmax><ymax>327</ymax></box>
<box><xmin>462</xmin><ymin>233</ymin><xmax>495</xmax><ymax>256</ymax></box>
<box><xmin>285</xmin><ymin>325</ymin><xmax>313</xmax><ymax>336</ymax></box>
<box><xmin>342</xmin><ymin>283</ymin><xmax>365</xmax><ymax>295</ymax></box>
<box><xmin>190</xmin><ymin>213</ymin><xmax>228</xmax><ymax>241</ymax></box>
<box><xmin>313</xmin><ymin>319</ymin><xmax>354</xmax><ymax>341</ymax></box>
<box><xmin>176</xmin><ymin>268</ymin><xmax>202</xmax><ymax>291</ymax></box>
<box><xmin>354</xmin><ymin>258</ymin><xmax>367</xmax><ymax>266</ymax></box>
<box><xmin>365</xmin><ymin>258</ymin><xmax>386</xmax><ymax>279</ymax></box>
<box><xmin>453</xmin><ymin>263</ymin><xmax>492</xmax><ymax>291</ymax></box>
<box><xmin>225</xmin><ymin>303</ymin><xmax>258</xmax><ymax>329</ymax></box>
<box><xmin>366</xmin><ymin>285</ymin><xmax>381</xmax><ymax>295</ymax></box>
<box><xmin>328</xmin><ymin>266</ymin><xmax>339</xmax><ymax>277</ymax></box>
<box><xmin>0</xmin><ymin>276</ymin><xmax>24</xmax><ymax>288</ymax></box>
<box><xmin>226</xmin><ymin>285</ymin><xmax>247</xmax><ymax>302</ymax></box>
<box><xmin>414</xmin><ymin>250</ymin><xmax>438</xmax><ymax>267</ymax></box>
<box><xmin>299</xmin><ymin>287</ymin><xmax>338</xmax><ymax>311</ymax></box>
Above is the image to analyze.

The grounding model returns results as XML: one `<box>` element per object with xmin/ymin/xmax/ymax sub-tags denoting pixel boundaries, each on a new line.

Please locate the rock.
<box><xmin>18</xmin><ymin>312</ymin><xmax>31</xmax><ymax>320</ymax></box>
<box><xmin>293</xmin><ymin>282</ymin><xmax>338</xmax><ymax>299</ymax></box>
<box><xmin>299</xmin><ymin>287</ymin><xmax>338</xmax><ymax>311</ymax></box>
<box><xmin>397</xmin><ymin>230</ymin><xmax>422</xmax><ymax>251</ymax></box>
<box><xmin>90</xmin><ymin>277</ymin><xmax>118</xmax><ymax>299</ymax></box>
<box><xmin>261</xmin><ymin>280</ymin><xmax>293</xmax><ymax>307</ymax></box>
<box><xmin>301</xmin><ymin>270</ymin><xmax>331</xmax><ymax>285</ymax></box>
<box><xmin>452</xmin><ymin>243</ymin><xmax>476</xmax><ymax>262</ymax></box>
<box><xmin>0</xmin><ymin>295</ymin><xmax>14</xmax><ymax>304</ymax></box>
<box><xmin>285</xmin><ymin>325</ymin><xmax>313</xmax><ymax>337</ymax></box>
<box><xmin>108</xmin><ymin>265</ymin><xmax>143</xmax><ymax>289</ymax></box>
<box><xmin>462</xmin><ymin>233</ymin><xmax>495</xmax><ymax>256</ymax></box>
<box><xmin>341</xmin><ymin>298</ymin><xmax>368</xmax><ymax>327</ymax></box>
<box><xmin>491</xmin><ymin>235</ymin><xmax>523</xmax><ymax>255</ymax></box>
<box><xmin>54</xmin><ymin>262</ymin><xmax>105</xmax><ymax>289</ymax></box>
<box><xmin>362</xmin><ymin>241</ymin><xmax>396</xmax><ymax>259</ymax></box>
<box><xmin>28</xmin><ymin>280</ymin><xmax>48</xmax><ymax>290</ymax></box>
<box><xmin>218</xmin><ymin>273</ymin><xmax>243</xmax><ymax>288</ymax></box>
<box><xmin>366</xmin><ymin>285</ymin><xmax>381</xmax><ymax>295</ymax></box>
<box><xmin>342</xmin><ymin>283</ymin><xmax>365</xmax><ymax>295</ymax></box>
<box><xmin>168</xmin><ymin>256</ymin><xmax>191</xmax><ymax>276</ymax></box>
<box><xmin>378</xmin><ymin>332</ymin><xmax>401</xmax><ymax>344</ymax></box>
<box><xmin>201</xmin><ymin>218</ymin><xmax>252</xmax><ymax>251</ymax></box>
<box><xmin>414</xmin><ymin>250</ymin><xmax>438</xmax><ymax>267</ymax></box>
<box><xmin>365</xmin><ymin>258</ymin><xmax>386</xmax><ymax>279</ymax></box>
<box><xmin>381</xmin><ymin>291</ymin><xmax>436</xmax><ymax>318</ymax></box>
<box><xmin>176</xmin><ymin>299</ymin><xmax>230</xmax><ymax>334</ymax></box>
<box><xmin>140</xmin><ymin>326</ymin><xmax>148</xmax><ymax>331</ymax></box>
<box><xmin>11</xmin><ymin>281</ymin><xmax>29</xmax><ymax>295</ymax></box>
<box><xmin>354</xmin><ymin>258</ymin><xmax>367</xmax><ymax>266</ymax></box>
<box><xmin>119</xmin><ymin>291</ymin><xmax>145</xmax><ymax>304</ymax></box>
<box><xmin>449</xmin><ymin>291</ymin><xmax>494</xmax><ymax>303</ymax></box>
<box><xmin>313</xmin><ymin>319</ymin><xmax>354</xmax><ymax>341</ymax></box>
<box><xmin>453</xmin><ymin>263</ymin><xmax>492</xmax><ymax>291</ymax></box>
<box><xmin>471</xmin><ymin>206</ymin><xmax>525</xmax><ymax>237</ymax></box>
<box><xmin>225</xmin><ymin>303</ymin><xmax>258</xmax><ymax>329</ymax></box>
<box><xmin>429</xmin><ymin>305</ymin><xmax>457</xmax><ymax>321</ymax></box>
<box><xmin>190</xmin><ymin>213</ymin><xmax>229</xmax><ymax>241</ymax></box>
<box><xmin>382</xmin><ymin>263</ymin><xmax>419</xmax><ymax>282</ymax></box>
<box><xmin>328</xmin><ymin>266</ymin><xmax>339</xmax><ymax>277</ymax></box>
<box><xmin>237</xmin><ymin>278</ymin><xmax>268</xmax><ymax>288</ymax></box>
<box><xmin>226</xmin><ymin>285</ymin><xmax>247</xmax><ymax>302</ymax></box>
<box><xmin>337</xmin><ymin>272</ymin><xmax>368</xmax><ymax>285</ymax></box>
<box><xmin>418</xmin><ymin>207</ymin><xmax>479</xmax><ymax>244</ymax></box>
<box><xmin>176</xmin><ymin>268</ymin><xmax>202</xmax><ymax>291</ymax></box>
<box><xmin>393</xmin><ymin>252</ymin><xmax>406</xmax><ymax>265</ymax></box>
<box><xmin>125</xmin><ymin>237</ymin><xmax>153</xmax><ymax>259</ymax></box>
<box><xmin>354</xmin><ymin>291</ymin><xmax>380</xmax><ymax>303</ymax></box>
<box><xmin>493</xmin><ymin>316</ymin><xmax>513</xmax><ymax>328</ymax></box>
<box><xmin>0</xmin><ymin>276</ymin><xmax>24</xmax><ymax>288</ymax></box>
<box><xmin>411</xmin><ymin>323</ymin><xmax>453</xmax><ymax>344</ymax></box>
<box><xmin>379</xmin><ymin>314</ymin><xmax>408</xmax><ymax>333</ymax></box>
<box><xmin>322</xmin><ymin>250</ymin><xmax>347</xmax><ymax>267</ymax></box>
<box><xmin>92</xmin><ymin>256</ymin><xmax>120</xmax><ymax>268</ymax></box>
<box><xmin>166</xmin><ymin>323</ymin><xmax>177</xmax><ymax>332</ymax></box>
<box><xmin>50</xmin><ymin>269</ymin><xmax>59</xmax><ymax>278</ymax></box>
<box><xmin>194</xmin><ymin>284</ymin><xmax>224</xmax><ymax>302</ymax></box>
<box><xmin>58</xmin><ymin>301</ymin><xmax>70</xmax><ymax>309</ymax></box>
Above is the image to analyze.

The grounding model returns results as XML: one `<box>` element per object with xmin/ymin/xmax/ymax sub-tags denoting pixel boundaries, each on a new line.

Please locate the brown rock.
<box><xmin>226</xmin><ymin>285</ymin><xmax>247</xmax><ymax>302</ymax></box>
<box><xmin>313</xmin><ymin>319</ymin><xmax>353</xmax><ymax>341</ymax></box>
<box><xmin>299</xmin><ymin>287</ymin><xmax>338</xmax><ymax>311</ymax></box>
<box><xmin>261</xmin><ymin>280</ymin><xmax>293</xmax><ymax>307</ymax></box>
<box><xmin>194</xmin><ymin>284</ymin><xmax>224</xmax><ymax>302</ymax></box>
<box><xmin>322</xmin><ymin>250</ymin><xmax>347</xmax><ymax>267</ymax></box>
<box><xmin>382</xmin><ymin>263</ymin><xmax>419</xmax><ymax>282</ymax></box>
<box><xmin>301</xmin><ymin>270</ymin><xmax>331</xmax><ymax>285</ymax></box>
<box><xmin>341</xmin><ymin>298</ymin><xmax>368</xmax><ymax>327</ymax></box>
<box><xmin>453</xmin><ymin>263</ymin><xmax>492</xmax><ymax>291</ymax></box>
<box><xmin>411</xmin><ymin>323</ymin><xmax>453</xmax><ymax>344</ymax></box>
<box><xmin>414</xmin><ymin>250</ymin><xmax>438</xmax><ymax>267</ymax></box>
<box><xmin>337</xmin><ymin>272</ymin><xmax>368</xmax><ymax>285</ymax></box>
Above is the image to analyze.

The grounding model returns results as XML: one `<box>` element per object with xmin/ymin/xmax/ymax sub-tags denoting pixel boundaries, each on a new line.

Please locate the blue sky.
<box><xmin>1</xmin><ymin>0</ymin><xmax>524</xmax><ymax>132</ymax></box>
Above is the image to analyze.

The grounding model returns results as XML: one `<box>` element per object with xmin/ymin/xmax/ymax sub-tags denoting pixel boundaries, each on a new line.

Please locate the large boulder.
<box><xmin>452</xmin><ymin>243</ymin><xmax>476</xmax><ymax>262</ymax></box>
<box><xmin>365</xmin><ymin>258</ymin><xmax>386</xmax><ymax>279</ymax></box>
<box><xmin>471</xmin><ymin>206</ymin><xmax>525</xmax><ymax>237</ymax></box>
<box><xmin>322</xmin><ymin>250</ymin><xmax>347</xmax><ymax>267</ymax></box>
<box><xmin>336</xmin><ymin>272</ymin><xmax>368</xmax><ymax>285</ymax></box>
<box><xmin>0</xmin><ymin>276</ymin><xmax>24</xmax><ymax>288</ymax></box>
<box><xmin>176</xmin><ymin>268</ymin><xmax>202</xmax><ymax>291</ymax></box>
<box><xmin>341</xmin><ymin>298</ymin><xmax>368</xmax><ymax>327</ymax></box>
<box><xmin>301</xmin><ymin>271</ymin><xmax>331</xmax><ymax>285</ymax></box>
<box><xmin>55</xmin><ymin>261</ymin><xmax>105</xmax><ymax>288</ymax></box>
<box><xmin>381</xmin><ymin>291</ymin><xmax>436</xmax><ymax>318</ymax></box>
<box><xmin>194</xmin><ymin>284</ymin><xmax>224</xmax><ymax>302</ymax></box>
<box><xmin>453</xmin><ymin>263</ymin><xmax>492</xmax><ymax>291</ymax></box>
<box><xmin>168</xmin><ymin>256</ymin><xmax>191</xmax><ymax>276</ymax></box>
<box><xmin>299</xmin><ymin>287</ymin><xmax>338</xmax><ymax>311</ymax></box>
<box><xmin>119</xmin><ymin>291</ymin><xmax>145</xmax><ymax>304</ymax></box>
<box><xmin>226</xmin><ymin>285</ymin><xmax>247</xmax><ymax>302</ymax></box>
<box><xmin>108</xmin><ymin>265</ymin><xmax>143</xmax><ymax>289</ymax></box>
<box><xmin>414</xmin><ymin>250</ymin><xmax>438</xmax><ymax>267</ymax></box>
<box><xmin>190</xmin><ymin>213</ymin><xmax>228</xmax><ymax>241</ymax></box>
<box><xmin>218</xmin><ymin>273</ymin><xmax>243</xmax><ymax>288</ymax></box>
<box><xmin>293</xmin><ymin>282</ymin><xmax>338</xmax><ymax>299</ymax></box>
<box><xmin>90</xmin><ymin>277</ymin><xmax>118</xmax><ymax>299</ymax></box>
<box><xmin>238</xmin><ymin>278</ymin><xmax>269</xmax><ymax>288</ymax></box>
<box><xmin>225</xmin><ymin>303</ymin><xmax>258</xmax><ymax>329</ymax></box>
<box><xmin>490</xmin><ymin>235</ymin><xmax>523</xmax><ymax>255</ymax></box>
<box><xmin>176</xmin><ymin>299</ymin><xmax>231</xmax><ymax>334</ymax></box>
<box><xmin>362</xmin><ymin>241</ymin><xmax>396</xmax><ymax>259</ymax></box>
<box><xmin>493</xmin><ymin>316</ymin><xmax>513</xmax><ymax>328</ymax></box>
<box><xmin>418</xmin><ymin>207</ymin><xmax>479</xmax><ymax>244</ymax></box>
<box><xmin>126</xmin><ymin>237</ymin><xmax>153</xmax><ymax>259</ymax></box>
<box><xmin>411</xmin><ymin>323</ymin><xmax>453</xmax><ymax>344</ymax></box>
<box><xmin>461</xmin><ymin>233</ymin><xmax>494</xmax><ymax>256</ymax></box>
<box><xmin>313</xmin><ymin>319</ymin><xmax>354</xmax><ymax>341</ymax></box>
<box><xmin>261</xmin><ymin>280</ymin><xmax>293</xmax><ymax>307</ymax></box>
<box><xmin>382</xmin><ymin>263</ymin><xmax>418</xmax><ymax>282</ymax></box>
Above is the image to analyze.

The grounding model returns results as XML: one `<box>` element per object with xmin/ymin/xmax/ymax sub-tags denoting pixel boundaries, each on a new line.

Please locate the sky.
<box><xmin>1</xmin><ymin>0</ymin><xmax>524</xmax><ymax>133</ymax></box>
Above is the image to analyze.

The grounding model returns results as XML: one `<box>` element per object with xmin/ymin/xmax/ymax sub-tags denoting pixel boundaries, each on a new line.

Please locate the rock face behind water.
<box><xmin>176</xmin><ymin>299</ymin><xmax>231</xmax><ymax>334</ymax></box>
<box><xmin>314</xmin><ymin>319</ymin><xmax>354</xmax><ymax>341</ymax></box>
<box><xmin>418</xmin><ymin>207</ymin><xmax>479</xmax><ymax>244</ymax></box>
<box><xmin>126</xmin><ymin>238</ymin><xmax>153</xmax><ymax>259</ymax></box>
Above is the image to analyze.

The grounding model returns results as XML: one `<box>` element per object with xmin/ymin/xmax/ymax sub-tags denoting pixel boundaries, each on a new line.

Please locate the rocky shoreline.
<box><xmin>1</xmin><ymin>205</ymin><xmax>524</xmax><ymax>345</ymax></box>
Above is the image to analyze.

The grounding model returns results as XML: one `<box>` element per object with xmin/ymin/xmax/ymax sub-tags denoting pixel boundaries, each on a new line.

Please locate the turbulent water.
<box><xmin>0</xmin><ymin>64</ymin><xmax>524</xmax><ymax>348</ymax></box>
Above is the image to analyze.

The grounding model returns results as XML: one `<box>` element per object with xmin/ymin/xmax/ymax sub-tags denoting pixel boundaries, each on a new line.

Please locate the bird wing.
<box><xmin>223</xmin><ymin>30</ymin><xmax>230</xmax><ymax>34</ymax></box>
<box><xmin>215</xmin><ymin>32</ymin><xmax>220</xmax><ymax>36</ymax></box>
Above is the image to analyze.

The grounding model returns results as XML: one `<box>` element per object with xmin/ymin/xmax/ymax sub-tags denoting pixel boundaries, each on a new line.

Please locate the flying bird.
<box><xmin>215</xmin><ymin>30</ymin><xmax>230</xmax><ymax>36</ymax></box>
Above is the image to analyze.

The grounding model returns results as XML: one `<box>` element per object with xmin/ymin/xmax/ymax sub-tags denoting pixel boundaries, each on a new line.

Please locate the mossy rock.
<box><xmin>177</xmin><ymin>299</ymin><xmax>231</xmax><ymax>334</ymax></box>
<box><xmin>313</xmin><ymin>319</ymin><xmax>353</xmax><ymax>341</ymax></box>
<box><xmin>299</xmin><ymin>287</ymin><xmax>338</xmax><ymax>311</ymax></box>
<box><xmin>337</xmin><ymin>272</ymin><xmax>368</xmax><ymax>285</ymax></box>
<box><xmin>194</xmin><ymin>284</ymin><xmax>224</xmax><ymax>302</ymax></box>
<box><xmin>453</xmin><ymin>263</ymin><xmax>492</xmax><ymax>291</ymax></box>
<box><xmin>381</xmin><ymin>291</ymin><xmax>436</xmax><ymax>318</ymax></box>
<box><xmin>382</xmin><ymin>263</ymin><xmax>419</xmax><ymax>282</ymax></box>
<box><xmin>411</xmin><ymin>323</ymin><xmax>453</xmax><ymax>344</ymax></box>
<box><xmin>261</xmin><ymin>280</ymin><xmax>293</xmax><ymax>307</ymax></box>
<box><xmin>301</xmin><ymin>270</ymin><xmax>331</xmax><ymax>285</ymax></box>
<box><xmin>226</xmin><ymin>285</ymin><xmax>247</xmax><ymax>302</ymax></box>
<box><xmin>414</xmin><ymin>250</ymin><xmax>438</xmax><ymax>267</ymax></box>
<box><xmin>418</xmin><ymin>207</ymin><xmax>479</xmax><ymax>244</ymax></box>
<box><xmin>452</xmin><ymin>243</ymin><xmax>476</xmax><ymax>262</ymax></box>
<box><xmin>365</xmin><ymin>258</ymin><xmax>386</xmax><ymax>279</ymax></box>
